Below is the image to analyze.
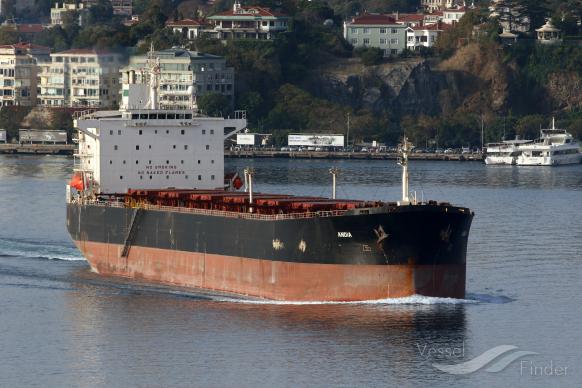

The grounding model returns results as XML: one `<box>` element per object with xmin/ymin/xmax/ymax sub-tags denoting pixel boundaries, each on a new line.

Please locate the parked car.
<box><xmin>444</xmin><ymin>148</ymin><xmax>454</xmax><ymax>154</ymax></box>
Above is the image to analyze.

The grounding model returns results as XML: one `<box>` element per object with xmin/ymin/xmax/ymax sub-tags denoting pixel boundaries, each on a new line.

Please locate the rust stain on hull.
<box><xmin>74</xmin><ymin>241</ymin><xmax>466</xmax><ymax>301</ymax></box>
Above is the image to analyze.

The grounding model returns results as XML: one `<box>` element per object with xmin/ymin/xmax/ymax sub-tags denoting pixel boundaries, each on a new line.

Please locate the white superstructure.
<box><xmin>74</xmin><ymin>109</ymin><xmax>246</xmax><ymax>194</ymax></box>
<box><xmin>515</xmin><ymin>123</ymin><xmax>581</xmax><ymax>166</ymax></box>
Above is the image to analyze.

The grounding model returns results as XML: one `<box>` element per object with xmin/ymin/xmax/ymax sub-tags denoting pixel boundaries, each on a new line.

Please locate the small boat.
<box><xmin>484</xmin><ymin>138</ymin><xmax>532</xmax><ymax>165</ymax></box>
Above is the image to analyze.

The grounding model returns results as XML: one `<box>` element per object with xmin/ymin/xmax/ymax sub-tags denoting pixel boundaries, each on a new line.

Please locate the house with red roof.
<box><xmin>406</xmin><ymin>22</ymin><xmax>452</xmax><ymax>50</ymax></box>
<box><xmin>343</xmin><ymin>14</ymin><xmax>408</xmax><ymax>56</ymax></box>
<box><xmin>0</xmin><ymin>43</ymin><xmax>50</xmax><ymax>107</ymax></box>
<box><xmin>166</xmin><ymin>19</ymin><xmax>207</xmax><ymax>40</ymax></box>
<box><xmin>206</xmin><ymin>0</ymin><xmax>289</xmax><ymax>40</ymax></box>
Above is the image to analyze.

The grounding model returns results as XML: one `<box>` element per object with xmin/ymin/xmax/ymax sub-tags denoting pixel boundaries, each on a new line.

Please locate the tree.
<box><xmin>0</xmin><ymin>26</ymin><xmax>19</xmax><ymax>45</ymax></box>
<box><xmin>198</xmin><ymin>93</ymin><xmax>232</xmax><ymax>117</ymax></box>
<box><xmin>87</xmin><ymin>0</ymin><xmax>114</xmax><ymax>25</ymax></box>
<box><xmin>514</xmin><ymin>0</ymin><xmax>549</xmax><ymax>32</ymax></box>
<box><xmin>237</xmin><ymin>91</ymin><xmax>264</xmax><ymax>125</ymax></box>
<box><xmin>354</xmin><ymin>47</ymin><xmax>383</xmax><ymax>66</ymax></box>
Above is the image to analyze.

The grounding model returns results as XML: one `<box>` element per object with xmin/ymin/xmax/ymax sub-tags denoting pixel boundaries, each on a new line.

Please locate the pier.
<box><xmin>225</xmin><ymin>149</ymin><xmax>485</xmax><ymax>161</ymax></box>
<box><xmin>0</xmin><ymin>144</ymin><xmax>76</xmax><ymax>155</ymax></box>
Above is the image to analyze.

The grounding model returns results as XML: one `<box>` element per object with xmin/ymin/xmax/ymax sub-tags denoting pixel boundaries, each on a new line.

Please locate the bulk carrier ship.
<box><xmin>66</xmin><ymin>52</ymin><xmax>474</xmax><ymax>301</ymax></box>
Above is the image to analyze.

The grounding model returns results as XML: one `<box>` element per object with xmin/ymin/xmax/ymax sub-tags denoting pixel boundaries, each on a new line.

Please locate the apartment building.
<box><xmin>120</xmin><ymin>48</ymin><xmax>234</xmax><ymax>110</ymax></box>
<box><xmin>343</xmin><ymin>14</ymin><xmax>408</xmax><ymax>56</ymax></box>
<box><xmin>0</xmin><ymin>43</ymin><xmax>50</xmax><ymax>107</ymax></box>
<box><xmin>38</xmin><ymin>49</ymin><xmax>124</xmax><ymax>108</ymax></box>
<box><xmin>51</xmin><ymin>2</ymin><xmax>88</xmax><ymax>27</ymax></box>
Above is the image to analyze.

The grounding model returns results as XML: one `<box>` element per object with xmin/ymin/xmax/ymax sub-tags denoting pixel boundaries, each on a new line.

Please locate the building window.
<box><xmin>185</xmin><ymin>175</ymin><xmax>188</xmax><ymax>179</ymax></box>
<box><xmin>118</xmin><ymin>130</ymin><xmax>121</xmax><ymax>135</ymax></box>
<box><xmin>210</xmin><ymin>130</ymin><xmax>214</xmax><ymax>134</ymax></box>
<box><xmin>181</xmin><ymin>130</ymin><xmax>185</xmax><ymax>135</ymax></box>
<box><xmin>380</xmin><ymin>38</ymin><xmax>387</xmax><ymax>44</ymax></box>
<box><xmin>181</xmin><ymin>160</ymin><xmax>184</xmax><ymax>164</ymax></box>
<box><xmin>166</xmin><ymin>130</ymin><xmax>169</xmax><ymax>134</ymax></box>
<box><xmin>391</xmin><ymin>29</ymin><xmax>397</xmax><ymax>34</ymax></box>
<box><xmin>363</xmin><ymin>28</ymin><xmax>370</xmax><ymax>34</ymax></box>
<box><xmin>109</xmin><ymin>130</ymin><xmax>113</xmax><ymax>135</ymax></box>
<box><xmin>198</xmin><ymin>175</ymin><xmax>202</xmax><ymax>181</ymax></box>
<box><xmin>109</xmin><ymin>160</ymin><xmax>112</xmax><ymax>164</ymax></box>
<box><xmin>139</xmin><ymin>130</ymin><xmax>142</xmax><ymax>135</ymax></box>
<box><xmin>136</xmin><ymin>145</ymin><xmax>139</xmax><ymax>150</ymax></box>
<box><xmin>149</xmin><ymin>176</ymin><xmax>152</xmax><ymax>180</ymax></box>
<box><xmin>380</xmin><ymin>28</ymin><xmax>387</xmax><ymax>34</ymax></box>
<box><xmin>391</xmin><ymin>38</ymin><xmax>399</xmax><ymax>44</ymax></box>
<box><xmin>149</xmin><ymin>160</ymin><xmax>151</xmax><ymax>164</ymax></box>
<box><xmin>351</xmin><ymin>38</ymin><xmax>358</xmax><ymax>45</ymax></box>
<box><xmin>205</xmin><ymin>145</ymin><xmax>209</xmax><ymax>150</ymax></box>
<box><xmin>149</xmin><ymin>145</ymin><xmax>151</xmax><ymax>149</ymax></box>
<box><xmin>363</xmin><ymin>38</ymin><xmax>370</xmax><ymax>46</ymax></box>
<box><xmin>173</xmin><ymin>145</ymin><xmax>176</xmax><ymax>149</ymax></box>
<box><xmin>114</xmin><ymin>145</ymin><xmax>118</xmax><ymax>150</ymax></box>
<box><xmin>123</xmin><ymin>160</ymin><xmax>126</xmax><ymax>164</ymax></box>
<box><xmin>351</xmin><ymin>28</ymin><xmax>357</xmax><ymax>34</ymax></box>
<box><xmin>197</xmin><ymin>160</ymin><xmax>201</xmax><ymax>164</ymax></box>
<box><xmin>136</xmin><ymin>160</ymin><xmax>139</xmax><ymax>164</ymax></box>
<box><xmin>202</xmin><ymin>129</ymin><xmax>206</xmax><ymax>135</ymax></box>
<box><xmin>211</xmin><ymin>175</ymin><xmax>215</xmax><ymax>180</ymax></box>
<box><xmin>120</xmin><ymin>176</ymin><xmax>123</xmax><ymax>180</ymax></box>
<box><xmin>184</xmin><ymin>145</ymin><xmax>188</xmax><ymax>150</ymax></box>
<box><xmin>166</xmin><ymin>175</ymin><xmax>169</xmax><ymax>179</ymax></box>
<box><xmin>391</xmin><ymin>49</ymin><xmax>398</xmax><ymax>55</ymax></box>
<box><xmin>166</xmin><ymin>160</ymin><xmax>169</xmax><ymax>164</ymax></box>
<box><xmin>140</xmin><ymin>176</ymin><xmax>143</xmax><ymax>180</ymax></box>
<box><xmin>211</xmin><ymin>160</ymin><xmax>214</xmax><ymax>164</ymax></box>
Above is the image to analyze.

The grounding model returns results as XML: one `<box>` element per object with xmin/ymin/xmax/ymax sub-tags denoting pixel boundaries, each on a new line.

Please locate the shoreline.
<box><xmin>225</xmin><ymin>149</ymin><xmax>485</xmax><ymax>161</ymax></box>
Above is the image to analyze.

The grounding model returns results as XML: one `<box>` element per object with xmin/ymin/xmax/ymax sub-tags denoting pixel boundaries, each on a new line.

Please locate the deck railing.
<box><xmin>77</xmin><ymin>199</ymin><xmax>348</xmax><ymax>221</ymax></box>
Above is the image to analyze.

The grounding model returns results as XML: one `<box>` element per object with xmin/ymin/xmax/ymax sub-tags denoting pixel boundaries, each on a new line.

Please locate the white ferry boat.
<box><xmin>515</xmin><ymin>120</ymin><xmax>581</xmax><ymax>166</ymax></box>
<box><xmin>485</xmin><ymin>139</ymin><xmax>532</xmax><ymax>165</ymax></box>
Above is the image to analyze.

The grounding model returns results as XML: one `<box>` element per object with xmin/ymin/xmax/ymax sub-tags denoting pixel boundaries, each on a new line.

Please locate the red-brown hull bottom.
<box><xmin>74</xmin><ymin>241</ymin><xmax>466</xmax><ymax>301</ymax></box>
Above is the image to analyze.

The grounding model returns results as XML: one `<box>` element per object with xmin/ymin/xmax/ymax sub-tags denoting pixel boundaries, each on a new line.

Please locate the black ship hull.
<box><xmin>67</xmin><ymin>203</ymin><xmax>473</xmax><ymax>301</ymax></box>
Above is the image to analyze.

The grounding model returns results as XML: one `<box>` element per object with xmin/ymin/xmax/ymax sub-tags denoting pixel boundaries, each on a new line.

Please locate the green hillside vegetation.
<box><xmin>0</xmin><ymin>0</ymin><xmax>581</xmax><ymax>146</ymax></box>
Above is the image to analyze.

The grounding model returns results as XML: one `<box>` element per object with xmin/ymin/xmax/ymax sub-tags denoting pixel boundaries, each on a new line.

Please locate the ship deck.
<box><xmin>76</xmin><ymin>189</ymin><xmax>407</xmax><ymax>221</ymax></box>
<box><xmin>98</xmin><ymin>189</ymin><xmax>389</xmax><ymax>216</ymax></box>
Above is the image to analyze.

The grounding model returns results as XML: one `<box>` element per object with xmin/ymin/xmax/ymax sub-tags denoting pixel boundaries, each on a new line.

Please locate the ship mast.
<box><xmin>398</xmin><ymin>137</ymin><xmax>413</xmax><ymax>205</ymax></box>
<box><xmin>244</xmin><ymin>167</ymin><xmax>254</xmax><ymax>212</ymax></box>
<box><xmin>329</xmin><ymin>167</ymin><xmax>339</xmax><ymax>199</ymax></box>
<box><xmin>146</xmin><ymin>43</ymin><xmax>160</xmax><ymax>110</ymax></box>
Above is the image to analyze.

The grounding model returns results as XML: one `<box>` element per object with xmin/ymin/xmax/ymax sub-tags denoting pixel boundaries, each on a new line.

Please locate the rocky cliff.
<box><xmin>305</xmin><ymin>43</ymin><xmax>580</xmax><ymax>119</ymax></box>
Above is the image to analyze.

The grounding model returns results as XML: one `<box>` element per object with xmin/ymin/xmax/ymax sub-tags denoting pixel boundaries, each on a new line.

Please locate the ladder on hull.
<box><xmin>121</xmin><ymin>208</ymin><xmax>142</xmax><ymax>258</ymax></box>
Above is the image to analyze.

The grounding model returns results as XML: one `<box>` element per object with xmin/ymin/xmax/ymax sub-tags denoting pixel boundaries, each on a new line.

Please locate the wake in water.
<box><xmin>213</xmin><ymin>294</ymin><xmax>480</xmax><ymax>306</ymax></box>
<box><xmin>0</xmin><ymin>237</ymin><xmax>84</xmax><ymax>261</ymax></box>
